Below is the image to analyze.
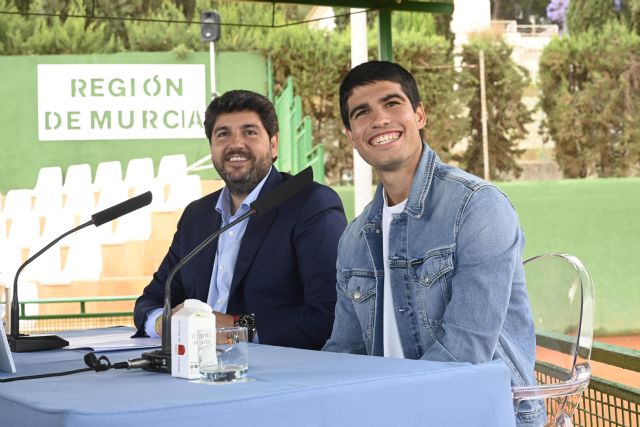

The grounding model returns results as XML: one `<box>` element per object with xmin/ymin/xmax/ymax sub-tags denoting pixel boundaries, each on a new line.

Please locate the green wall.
<box><xmin>0</xmin><ymin>51</ymin><xmax>267</xmax><ymax>192</ymax></box>
<box><xmin>335</xmin><ymin>178</ymin><xmax>640</xmax><ymax>336</ymax></box>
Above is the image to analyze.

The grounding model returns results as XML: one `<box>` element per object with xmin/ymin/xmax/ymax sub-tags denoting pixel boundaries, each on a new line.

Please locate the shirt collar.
<box><xmin>215</xmin><ymin>167</ymin><xmax>273</xmax><ymax>222</ymax></box>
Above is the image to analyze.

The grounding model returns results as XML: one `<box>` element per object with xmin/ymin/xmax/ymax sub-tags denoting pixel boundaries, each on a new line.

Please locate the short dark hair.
<box><xmin>204</xmin><ymin>90</ymin><xmax>279</xmax><ymax>142</ymax></box>
<box><xmin>339</xmin><ymin>61</ymin><xmax>421</xmax><ymax>130</ymax></box>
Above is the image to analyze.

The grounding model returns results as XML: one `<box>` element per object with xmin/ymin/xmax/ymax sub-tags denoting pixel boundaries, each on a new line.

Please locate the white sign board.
<box><xmin>37</xmin><ymin>64</ymin><xmax>206</xmax><ymax>141</ymax></box>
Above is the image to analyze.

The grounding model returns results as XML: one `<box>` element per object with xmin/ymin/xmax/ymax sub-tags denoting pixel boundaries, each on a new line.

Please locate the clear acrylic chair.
<box><xmin>513</xmin><ymin>253</ymin><xmax>595</xmax><ymax>427</ymax></box>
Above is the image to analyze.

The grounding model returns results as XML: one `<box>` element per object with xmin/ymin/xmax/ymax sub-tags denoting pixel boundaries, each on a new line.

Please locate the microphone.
<box><xmin>141</xmin><ymin>167</ymin><xmax>313</xmax><ymax>373</ymax></box>
<box><xmin>7</xmin><ymin>191</ymin><xmax>152</xmax><ymax>352</ymax></box>
<box><xmin>91</xmin><ymin>191</ymin><xmax>153</xmax><ymax>226</ymax></box>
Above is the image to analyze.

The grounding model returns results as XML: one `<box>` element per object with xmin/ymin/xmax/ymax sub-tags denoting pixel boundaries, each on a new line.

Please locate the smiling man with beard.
<box><xmin>134</xmin><ymin>90</ymin><xmax>347</xmax><ymax>350</ymax></box>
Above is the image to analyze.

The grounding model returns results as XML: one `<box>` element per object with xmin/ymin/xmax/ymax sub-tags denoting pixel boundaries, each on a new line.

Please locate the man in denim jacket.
<box><xmin>323</xmin><ymin>61</ymin><xmax>544</xmax><ymax>426</ymax></box>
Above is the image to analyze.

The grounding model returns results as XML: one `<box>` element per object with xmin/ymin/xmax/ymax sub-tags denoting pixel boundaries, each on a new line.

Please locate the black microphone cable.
<box><xmin>0</xmin><ymin>352</ymin><xmax>150</xmax><ymax>382</ymax></box>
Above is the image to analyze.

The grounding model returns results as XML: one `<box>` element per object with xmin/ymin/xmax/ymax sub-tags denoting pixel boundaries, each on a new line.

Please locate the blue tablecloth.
<box><xmin>0</xmin><ymin>329</ymin><xmax>516</xmax><ymax>427</ymax></box>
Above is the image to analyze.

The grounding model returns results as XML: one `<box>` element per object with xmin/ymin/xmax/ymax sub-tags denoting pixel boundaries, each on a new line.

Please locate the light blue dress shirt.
<box><xmin>144</xmin><ymin>168</ymin><xmax>271</xmax><ymax>338</ymax></box>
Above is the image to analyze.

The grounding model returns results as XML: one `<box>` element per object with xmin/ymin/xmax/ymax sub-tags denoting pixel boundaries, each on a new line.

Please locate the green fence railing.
<box><xmin>535</xmin><ymin>332</ymin><xmax>640</xmax><ymax>427</ymax></box>
<box><xmin>273</xmin><ymin>77</ymin><xmax>325</xmax><ymax>183</ymax></box>
<box><xmin>14</xmin><ymin>296</ymin><xmax>137</xmax><ymax>333</ymax></box>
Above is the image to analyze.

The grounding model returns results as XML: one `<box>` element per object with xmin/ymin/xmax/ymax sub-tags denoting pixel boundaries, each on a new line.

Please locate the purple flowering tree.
<box><xmin>547</xmin><ymin>0</ymin><xmax>570</xmax><ymax>31</ymax></box>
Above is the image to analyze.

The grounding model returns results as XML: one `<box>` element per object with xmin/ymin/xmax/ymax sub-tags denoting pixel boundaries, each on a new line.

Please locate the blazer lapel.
<box><xmin>228</xmin><ymin>169</ymin><xmax>282</xmax><ymax>299</ymax></box>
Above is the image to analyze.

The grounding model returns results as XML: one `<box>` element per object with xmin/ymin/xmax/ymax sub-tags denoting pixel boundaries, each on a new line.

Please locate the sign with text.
<box><xmin>37</xmin><ymin>64</ymin><xmax>206</xmax><ymax>141</ymax></box>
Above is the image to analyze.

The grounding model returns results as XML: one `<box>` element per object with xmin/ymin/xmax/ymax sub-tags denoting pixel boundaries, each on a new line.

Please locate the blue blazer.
<box><xmin>134</xmin><ymin>168</ymin><xmax>347</xmax><ymax>350</ymax></box>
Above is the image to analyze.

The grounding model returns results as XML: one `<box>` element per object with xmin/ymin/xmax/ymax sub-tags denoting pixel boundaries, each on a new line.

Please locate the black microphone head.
<box><xmin>91</xmin><ymin>191</ymin><xmax>152</xmax><ymax>227</ymax></box>
<box><xmin>250</xmin><ymin>167</ymin><xmax>313</xmax><ymax>216</ymax></box>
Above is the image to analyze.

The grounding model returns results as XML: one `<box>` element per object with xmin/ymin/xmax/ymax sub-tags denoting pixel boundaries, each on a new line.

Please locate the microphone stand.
<box><xmin>141</xmin><ymin>209</ymin><xmax>255</xmax><ymax>373</ymax></box>
<box><xmin>7</xmin><ymin>191</ymin><xmax>152</xmax><ymax>352</ymax></box>
<box><xmin>8</xmin><ymin>220</ymin><xmax>93</xmax><ymax>352</ymax></box>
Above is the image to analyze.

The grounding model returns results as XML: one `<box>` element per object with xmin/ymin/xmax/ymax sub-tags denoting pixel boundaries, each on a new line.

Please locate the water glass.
<box><xmin>197</xmin><ymin>326</ymin><xmax>248</xmax><ymax>382</ymax></box>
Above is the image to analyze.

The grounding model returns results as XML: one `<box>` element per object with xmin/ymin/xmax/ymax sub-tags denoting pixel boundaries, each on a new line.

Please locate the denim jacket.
<box><xmin>324</xmin><ymin>145</ymin><xmax>544</xmax><ymax>426</ymax></box>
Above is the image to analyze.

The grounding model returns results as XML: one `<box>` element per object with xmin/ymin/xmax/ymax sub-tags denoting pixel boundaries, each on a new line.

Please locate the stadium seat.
<box><xmin>61</xmin><ymin>231</ymin><xmax>103</xmax><ymax>281</ymax></box>
<box><xmin>1</xmin><ymin>189</ymin><xmax>33</xmax><ymax>219</ymax></box>
<box><xmin>33</xmin><ymin>166</ymin><xmax>63</xmax><ymax>194</ymax></box>
<box><xmin>157</xmin><ymin>154</ymin><xmax>187</xmax><ymax>184</ymax></box>
<box><xmin>163</xmin><ymin>174</ymin><xmax>202</xmax><ymax>211</ymax></box>
<box><xmin>124</xmin><ymin>157</ymin><xmax>155</xmax><ymax>192</ymax></box>
<box><xmin>6</xmin><ymin>212</ymin><xmax>41</xmax><ymax>249</ymax></box>
<box><xmin>94</xmin><ymin>160</ymin><xmax>123</xmax><ymax>190</ymax></box>
<box><xmin>63</xmin><ymin>164</ymin><xmax>92</xmax><ymax>195</ymax></box>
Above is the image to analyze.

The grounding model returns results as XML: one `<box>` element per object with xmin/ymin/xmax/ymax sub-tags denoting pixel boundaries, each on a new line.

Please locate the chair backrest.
<box><xmin>2</xmin><ymin>189</ymin><xmax>33</xmax><ymax>219</ymax></box>
<box><xmin>63</xmin><ymin>164</ymin><xmax>93</xmax><ymax>195</ymax></box>
<box><xmin>513</xmin><ymin>253</ymin><xmax>595</xmax><ymax>426</ymax></box>
<box><xmin>33</xmin><ymin>167</ymin><xmax>63</xmax><ymax>194</ymax></box>
<box><xmin>94</xmin><ymin>160</ymin><xmax>123</xmax><ymax>190</ymax></box>
<box><xmin>157</xmin><ymin>154</ymin><xmax>187</xmax><ymax>184</ymax></box>
<box><xmin>124</xmin><ymin>157</ymin><xmax>155</xmax><ymax>191</ymax></box>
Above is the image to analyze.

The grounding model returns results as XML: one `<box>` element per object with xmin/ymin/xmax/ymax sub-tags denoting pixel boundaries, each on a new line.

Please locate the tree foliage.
<box><xmin>491</xmin><ymin>0</ymin><xmax>549</xmax><ymax>23</ymax></box>
<box><xmin>566</xmin><ymin>0</ymin><xmax>626</xmax><ymax>34</ymax></box>
<box><xmin>458</xmin><ymin>35</ymin><xmax>532</xmax><ymax>179</ymax></box>
<box><xmin>539</xmin><ymin>22</ymin><xmax>640</xmax><ymax>178</ymax></box>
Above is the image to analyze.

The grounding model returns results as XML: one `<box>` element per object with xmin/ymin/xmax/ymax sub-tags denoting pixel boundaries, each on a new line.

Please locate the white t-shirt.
<box><xmin>382</xmin><ymin>192</ymin><xmax>407</xmax><ymax>358</ymax></box>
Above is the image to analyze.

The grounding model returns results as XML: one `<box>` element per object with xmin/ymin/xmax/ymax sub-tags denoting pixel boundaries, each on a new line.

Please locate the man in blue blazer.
<box><xmin>134</xmin><ymin>90</ymin><xmax>347</xmax><ymax>350</ymax></box>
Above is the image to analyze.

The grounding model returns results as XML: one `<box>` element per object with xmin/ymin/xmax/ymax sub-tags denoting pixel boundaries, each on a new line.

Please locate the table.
<box><xmin>0</xmin><ymin>329</ymin><xmax>516</xmax><ymax>427</ymax></box>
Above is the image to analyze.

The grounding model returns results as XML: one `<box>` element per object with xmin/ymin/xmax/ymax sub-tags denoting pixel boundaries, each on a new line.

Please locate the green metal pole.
<box><xmin>378</xmin><ymin>10</ymin><xmax>393</xmax><ymax>62</ymax></box>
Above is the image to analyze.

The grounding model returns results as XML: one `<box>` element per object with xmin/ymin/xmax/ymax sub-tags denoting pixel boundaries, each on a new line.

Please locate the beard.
<box><xmin>213</xmin><ymin>149</ymin><xmax>272</xmax><ymax>197</ymax></box>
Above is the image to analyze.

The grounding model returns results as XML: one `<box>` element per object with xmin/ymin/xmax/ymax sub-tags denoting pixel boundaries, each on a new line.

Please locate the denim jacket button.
<box><xmin>375</xmin><ymin>229</ymin><xmax>380</xmax><ymax>234</ymax></box>
<box><xmin>354</xmin><ymin>289</ymin><xmax>362</xmax><ymax>299</ymax></box>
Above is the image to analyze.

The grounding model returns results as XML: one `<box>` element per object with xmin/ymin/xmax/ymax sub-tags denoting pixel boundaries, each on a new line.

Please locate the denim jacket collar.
<box><xmin>363</xmin><ymin>143</ymin><xmax>437</xmax><ymax>231</ymax></box>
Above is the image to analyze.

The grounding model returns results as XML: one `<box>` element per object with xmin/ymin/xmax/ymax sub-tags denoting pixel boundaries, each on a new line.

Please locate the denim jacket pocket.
<box><xmin>342</xmin><ymin>270</ymin><xmax>377</xmax><ymax>304</ymax></box>
<box><xmin>411</xmin><ymin>245</ymin><xmax>455</xmax><ymax>288</ymax></box>
<box><xmin>410</xmin><ymin>246</ymin><xmax>455</xmax><ymax>328</ymax></box>
<box><xmin>341</xmin><ymin>270</ymin><xmax>377</xmax><ymax>345</ymax></box>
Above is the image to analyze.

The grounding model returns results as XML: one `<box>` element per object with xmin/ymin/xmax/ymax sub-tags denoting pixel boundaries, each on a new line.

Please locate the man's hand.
<box><xmin>156</xmin><ymin>305</ymin><xmax>233</xmax><ymax>337</ymax></box>
<box><xmin>156</xmin><ymin>303</ymin><xmax>186</xmax><ymax>337</ymax></box>
<box><xmin>171</xmin><ymin>303</ymin><xmax>184</xmax><ymax>316</ymax></box>
<box><xmin>213</xmin><ymin>311</ymin><xmax>235</xmax><ymax>328</ymax></box>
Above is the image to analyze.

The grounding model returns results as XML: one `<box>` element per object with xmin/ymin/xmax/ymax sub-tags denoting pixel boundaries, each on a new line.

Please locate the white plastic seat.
<box><xmin>157</xmin><ymin>154</ymin><xmax>187</xmax><ymax>184</ymax></box>
<box><xmin>32</xmin><ymin>166</ymin><xmax>64</xmax><ymax>215</ymax></box>
<box><xmin>145</xmin><ymin>181</ymin><xmax>168</xmax><ymax>212</ymax></box>
<box><xmin>512</xmin><ymin>253</ymin><xmax>595</xmax><ymax>427</ymax></box>
<box><xmin>33</xmin><ymin>187</ymin><xmax>63</xmax><ymax>215</ymax></box>
<box><xmin>163</xmin><ymin>174</ymin><xmax>202</xmax><ymax>211</ymax></box>
<box><xmin>6</xmin><ymin>212</ymin><xmax>41</xmax><ymax>249</ymax></box>
<box><xmin>1</xmin><ymin>189</ymin><xmax>33</xmax><ymax>219</ymax></box>
<box><xmin>0</xmin><ymin>242</ymin><xmax>22</xmax><ymax>287</ymax></box>
<box><xmin>63</xmin><ymin>184</ymin><xmax>96</xmax><ymax>220</ymax></box>
<box><xmin>124</xmin><ymin>157</ymin><xmax>155</xmax><ymax>192</ymax></box>
<box><xmin>113</xmin><ymin>208</ymin><xmax>152</xmax><ymax>241</ymax></box>
<box><xmin>63</xmin><ymin>164</ymin><xmax>93</xmax><ymax>195</ymax></box>
<box><xmin>39</xmin><ymin>212</ymin><xmax>77</xmax><ymax>247</ymax></box>
<box><xmin>61</xmin><ymin>231</ymin><xmax>103</xmax><ymax>281</ymax></box>
<box><xmin>33</xmin><ymin>166</ymin><xmax>63</xmax><ymax>194</ymax></box>
<box><xmin>93</xmin><ymin>183</ymin><xmax>129</xmax><ymax>244</ymax></box>
<box><xmin>23</xmin><ymin>244</ymin><xmax>70</xmax><ymax>285</ymax></box>
<box><xmin>94</xmin><ymin>160</ymin><xmax>123</xmax><ymax>191</ymax></box>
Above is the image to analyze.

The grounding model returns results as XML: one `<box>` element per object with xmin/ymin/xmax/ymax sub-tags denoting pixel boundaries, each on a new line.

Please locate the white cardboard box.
<box><xmin>171</xmin><ymin>299</ymin><xmax>215</xmax><ymax>379</ymax></box>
